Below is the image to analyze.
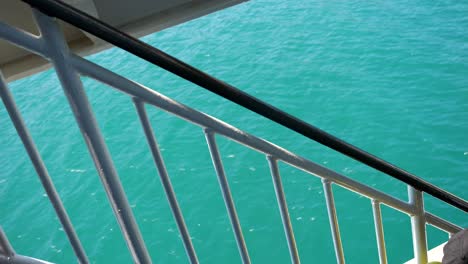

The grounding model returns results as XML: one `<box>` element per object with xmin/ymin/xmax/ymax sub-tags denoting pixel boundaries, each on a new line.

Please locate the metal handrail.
<box><xmin>0</xmin><ymin>4</ymin><xmax>466</xmax><ymax>264</ymax></box>
<box><xmin>20</xmin><ymin>0</ymin><xmax>468</xmax><ymax>213</ymax></box>
<box><xmin>69</xmin><ymin>53</ymin><xmax>462</xmax><ymax>262</ymax></box>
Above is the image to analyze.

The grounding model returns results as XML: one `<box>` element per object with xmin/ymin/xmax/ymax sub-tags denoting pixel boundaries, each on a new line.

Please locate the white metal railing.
<box><xmin>0</xmin><ymin>8</ymin><xmax>465</xmax><ymax>264</ymax></box>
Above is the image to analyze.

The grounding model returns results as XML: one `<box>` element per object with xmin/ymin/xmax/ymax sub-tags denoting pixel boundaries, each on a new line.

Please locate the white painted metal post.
<box><xmin>371</xmin><ymin>200</ymin><xmax>387</xmax><ymax>264</ymax></box>
<box><xmin>32</xmin><ymin>10</ymin><xmax>152</xmax><ymax>264</ymax></box>
<box><xmin>267</xmin><ymin>156</ymin><xmax>300</xmax><ymax>264</ymax></box>
<box><xmin>204</xmin><ymin>129</ymin><xmax>251</xmax><ymax>264</ymax></box>
<box><xmin>322</xmin><ymin>179</ymin><xmax>345</xmax><ymax>264</ymax></box>
<box><xmin>133</xmin><ymin>100</ymin><xmax>198</xmax><ymax>264</ymax></box>
<box><xmin>408</xmin><ymin>186</ymin><xmax>428</xmax><ymax>264</ymax></box>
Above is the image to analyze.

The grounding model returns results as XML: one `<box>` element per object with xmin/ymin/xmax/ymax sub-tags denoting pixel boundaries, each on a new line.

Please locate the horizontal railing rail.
<box><xmin>0</xmin><ymin>3</ymin><xmax>466</xmax><ymax>264</ymax></box>
<box><xmin>20</xmin><ymin>0</ymin><xmax>468</xmax><ymax>213</ymax></box>
<box><xmin>68</xmin><ymin>53</ymin><xmax>463</xmax><ymax>264</ymax></box>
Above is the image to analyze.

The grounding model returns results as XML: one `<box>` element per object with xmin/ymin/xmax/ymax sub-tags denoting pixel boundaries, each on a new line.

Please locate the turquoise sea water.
<box><xmin>1</xmin><ymin>0</ymin><xmax>467</xmax><ymax>263</ymax></box>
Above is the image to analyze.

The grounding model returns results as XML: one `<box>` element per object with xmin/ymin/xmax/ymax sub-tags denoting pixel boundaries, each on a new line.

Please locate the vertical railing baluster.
<box><xmin>408</xmin><ymin>186</ymin><xmax>428</xmax><ymax>264</ymax></box>
<box><xmin>203</xmin><ymin>129</ymin><xmax>251</xmax><ymax>264</ymax></box>
<box><xmin>33</xmin><ymin>10</ymin><xmax>151</xmax><ymax>263</ymax></box>
<box><xmin>133</xmin><ymin>99</ymin><xmax>199</xmax><ymax>264</ymax></box>
<box><xmin>0</xmin><ymin>227</ymin><xmax>15</xmax><ymax>258</ymax></box>
<box><xmin>371</xmin><ymin>200</ymin><xmax>387</xmax><ymax>264</ymax></box>
<box><xmin>322</xmin><ymin>179</ymin><xmax>345</xmax><ymax>264</ymax></box>
<box><xmin>266</xmin><ymin>156</ymin><xmax>300</xmax><ymax>264</ymax></box>
<box><xmin>0</xmin><ymin>72</ymin><xmax>89</xmax><ymax>264</ymax></box>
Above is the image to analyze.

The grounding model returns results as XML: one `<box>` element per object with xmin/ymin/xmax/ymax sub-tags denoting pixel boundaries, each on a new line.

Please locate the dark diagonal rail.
<box><xmin>21</xmin><ymin>0</ymin><xmax>468</xmax><ymax>212</ymax></box>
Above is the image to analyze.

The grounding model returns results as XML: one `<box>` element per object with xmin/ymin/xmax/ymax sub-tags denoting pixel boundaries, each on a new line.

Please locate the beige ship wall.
<box><xmin>0</xmin><ymin>0</ymin><xmax>247</xmax><ymax>81</ymax></box>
